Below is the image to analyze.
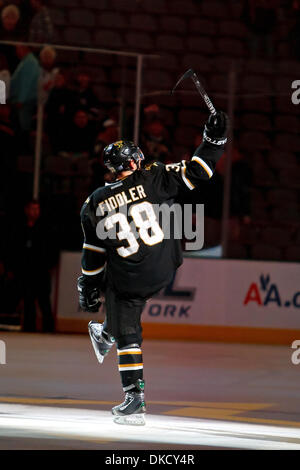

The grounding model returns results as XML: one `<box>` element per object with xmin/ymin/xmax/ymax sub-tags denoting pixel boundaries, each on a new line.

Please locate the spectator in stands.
<box><xmin>0</xmin><ymin>53</ymin><xmax>10</xmax><ymax>98</ymax></box>
<box><xmin>29</xmin><ymin>0</ymin><xmax>54</xmax><ymax>44</ymax></box>
<box><xmin>9</xmin><ymin>43</ymin><xmax>40</xmax><ymax>149</ymax></box>
<box><xmin>95</xmin><ymin>116</ymin><xmax>119</xmax><ymax>147</ymax></box>
<box><xmin>73</xmin><ymin>71</ymin><xmax>102</xmax><ymax>120</ymax></box>
<box><xmin>0</xmin><ymin>103</ymin><xmax>16</xmax><ymax>213</ymax></box>
<box><xmin>90</xmin><ymin>116</ymin><xmax>119</xmax><ymax>191</ymax></box>
<box><xmin>143</xmin><ymin>103</ymin><xmax>161</xmax><ymax>122</ymax></box>
<box><xmin>60</xmin><ymin>109</ymin><xmax>98</xmax><ymax>158</ymax></box>
<box><xmin>141</xmin><ymin>119</ymin><xmax>171</xmax><ymax>164</ymax></box>
<box><xmin>0</xmin><ymin>4</ymin><xmax>22</xmax><ymax>72</ymax></box>
<box><xmin>38</xmin><ymin>45</ymin><xmax>59</xmax><ymax>104</ymax></box>
<box><xmin>1</xmin><ymin>3</ymin><xmax>20</xmax><ymax>33</ymax></box>
<box><xmin>242</xmin><ymin>0</ymin><xmax>281</xmax><ymax>58</ymax></box>
<box><xmin>6</xmin><ymin>200</ymin><xmax>59</xmax><ymax>332</ymax></box>
<box><xmin>44</xmin><ymin>70</ymin><xmax>74</xmax><ymax>154</ymax></box>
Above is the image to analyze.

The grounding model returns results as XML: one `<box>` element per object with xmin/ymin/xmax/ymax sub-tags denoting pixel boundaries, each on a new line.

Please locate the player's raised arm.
<box><xmin>189</xmin><ymin>110</ymin><xmax>228</xmax><ymax>182</ymax></box>
<box><xmin>151</xmin><ymin>111</ymin><xmax>228</xmax><ymax>196</ymax></box>
<box><xmin>77</xmin><ymin>197</ymin><xmax>107</xmax><ymax>312</ymax></box>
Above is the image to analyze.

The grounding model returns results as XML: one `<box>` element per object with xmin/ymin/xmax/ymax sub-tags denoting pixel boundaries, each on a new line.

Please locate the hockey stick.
<box><xmin>170</xmin><ymin>68</ymin><xmax>217</xmax><ymax>116</ymax></box>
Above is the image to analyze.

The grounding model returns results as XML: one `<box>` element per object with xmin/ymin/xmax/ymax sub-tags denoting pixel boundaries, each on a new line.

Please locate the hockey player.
<box><xmin>77</xmin><ymin>111</ymin><xmax>228</xmax><ymax>425</ymax></box>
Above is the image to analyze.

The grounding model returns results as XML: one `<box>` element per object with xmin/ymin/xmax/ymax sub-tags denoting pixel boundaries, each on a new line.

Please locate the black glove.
<box><xmin>203</xmin><ymin>111</ymin><xmax>229</xmax><ymax>146</ymax></box>
<box><xmin>77</xmin><ymin>275</ymin><xmax>101</xmax><ymax>313</ymax></box>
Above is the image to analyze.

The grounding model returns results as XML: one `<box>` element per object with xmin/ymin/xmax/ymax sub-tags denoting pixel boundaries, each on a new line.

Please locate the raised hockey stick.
<box><xmin>171</xmin><ymin>68</ymin><xmax>217</xmax><ymax>116</ymax></box>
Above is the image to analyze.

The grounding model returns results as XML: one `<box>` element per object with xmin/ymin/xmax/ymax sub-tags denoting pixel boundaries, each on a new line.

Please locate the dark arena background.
<box><xmin>0</xmin><ymin>0</ymin><xmax>300</xmax><ymax>454</ymax></box>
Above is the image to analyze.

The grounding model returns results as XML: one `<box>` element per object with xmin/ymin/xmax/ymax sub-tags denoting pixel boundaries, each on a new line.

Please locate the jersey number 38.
<box><xmin>104</xmin><ymin>201</ymin><xmax>164</xmax><ymax>258</ymax></box>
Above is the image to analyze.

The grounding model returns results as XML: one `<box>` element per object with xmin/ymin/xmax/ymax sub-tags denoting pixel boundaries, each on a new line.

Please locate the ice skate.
<box><xmin>88</xmin><ymin>321</ymin><xmax>115</xmax><ymax>364</ymax></box>
<box><xmin>112</xmin><ymin>379</ymin><xmax>146</xmax><ymax>426</ymax></box>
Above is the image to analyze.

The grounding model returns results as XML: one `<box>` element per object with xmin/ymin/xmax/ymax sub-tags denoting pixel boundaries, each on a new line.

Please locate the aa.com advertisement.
<box><xmin>56</xmin><ymin>253</ymin><xmax>300</xmax><ymax>332</ymax></box>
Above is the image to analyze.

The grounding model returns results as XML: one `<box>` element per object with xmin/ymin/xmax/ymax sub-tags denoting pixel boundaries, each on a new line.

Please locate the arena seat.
<box><xmin>94</xmin><ymin>30</ymin><xmax>123</xmax><ymax>48</ymax></box>
<box><xmin>251</xmin><ymin>244</ymin><xmax>282</xmax><ymax>261</ymax></box>
<box><xmin>71</xmin><ymin>0</ymin><xmax>106</xmax><ymax>8</ymax></box>
<box><xmin>200</xmin><ymin>0</ymin><xmax>229</xmax><ymax>18</ymax></box>
<box><xmin>275</xmin><ymin>133</ymin><xmax>300</xmax><ymax>153</ymax></box>
<box><xmin>143</xmin><ymin>69</ymin><xmax>173</xmax><ymax>90</ymax></box>
<box><xmin>278</xmin><ymin>167</ymin><xmax>300</xmax><ymax>188</ymax></box>
<box><xmin>239</xmin><ymin>131</ymin><xmax>271</xmax><ymax>151</ymax></box>
<box><xmin>261</xmin><ymin>227</ymin><xmax>291</xmax><ymax>246</ymax></box>
<box><xmin>275</xmin><ymin>97</ymin><xmax>299</xmax><ymax>115</ymax></box>
<box><xmin>50</xmin><ymin>8</ymin><xmax>66</xmax><ymax>26</ymax></box>
<box><xmin>111</xmin><ymin>0</ymin><xmax>144</xmax><ymax>11</ymax></box>
<box><xmin>295</xmin><ymin>228</ymin><xmax>300</xmax><ymax>245</ymax></box>
<box><xmin>219</xmin><ymin>20</ymin><xmax>248</xmax><ymax>38</ymax></box>
<box><xmin>241</xmin><ymin>75</ymin><xmax>272</xmax><ymax>93</ymax></box>
<box><xmin>268</xmin><ymin>151</ymin><xmax>298</xmax><ymax>170</ymax></box>
<box><xmin>239</xmin><ymin>224</ymin><xmax>260</xmax><ymax>244</ymax></box>
<box><xmin>64</xmin><ymin>27</ymin><xmax>92</xmax><ymax>45</ymax></box>
<box><xmin>168</xmin><ymin>0</ymin><xmax>199</xmax><ymax>15</ymax></box>
<box><xmin>125</xmin><ymin>32</ymin><xmax>155</xmax><ymax>51</ymax></box>
<box><xmin>189</xmin><ymin>18</ymin><xmax>217</xmax><ymax>36</ymax></box>
<box><xmin>44</xmin><ymin>155</ymin><xmax>73</xmax><ymax>176</ymax></box>
<box><xmin>266</xmin><ymin>189</ymin><xmax>298</xmax><ymax>205</ymax></box>
<box><xmin>156</xmin><ymin>34</ymin><xmax>185</xmax><ymax>52</ymax></box>
<box><xmin>83</xmin><ymin>53</ymin><xmax>115</xmax><ymax>67</ymax></box>
<box><xmin>216</xmin><ymin>38</ymin><xmax>245</xmax><ymax>57</ymax></box>
<box><xmin>240</xmin><ymin>97</ymin><xmax>272</xmax><ymax>113</ymax></box>
<box><xmin>129</xmin><ymin>14</ymin><xmax>158</xmax><ymax>32</ymax></box>
<box><xmin>148</xmin><ymin>54</ymin><xmax>179</xmax><ymax>71</ymax></box>
<box><xmin>244</xmin><ymin>58</ymin><xmax>275</xmax><ymax>76</ymax></box>
<box><xmin>186</xmin><ymin>36</ymin><xmax>214</xmax><ymax>54</ymax></box>
<box><xmin>227</xmin><ymin>243</ymin><xmax>248</xmax><ymax>259</ymax></box>
<box><xmin>278</xmin><ymin>60</ymin><xmax>300</xmax><ymax>76</ymax></box>
<box><xmin>97</xmin><ymin>11</ymin><xmax>127</xmax><ymax>29</ymax></box>
<box><xmin>275</xmin><ymin>115</ymin><xmax>299</xmax><ymax>134</ymax></box>
<box><xmin>285</xmin><ymin>246</ymin><xmax>300</xmax><ymax>262</ymax></box>
<box><xmin>274</xmin><ymin>76</ymin><xmax>295</xmax><ymax>93</ymax></box>
<box><xmin>271</xmin><ymin>205</ymin><xmax>299</xmax><ymax>222</ymax></box>
<box><xmin>174</xmin><ymin>126</ymin><xmax>199</xmax><ymax>146</ymax></box>
<box><xmin>160</xmin><ymin>16</ymin><xmax>187</xmax><ymax>34</ymax></box>
<box><xmin>50</xmin><ymin>0</ymin><xmax>81</xmax><ymax>7</ymax></box>
<box><xmin>68</xmin><ymin>9</ymin><xmax>95</xmax><ymax>27</ymax></box>
<box><xmin>241</xmin><ymin>113</ymin><xmax>272</xmax><ymax>131</ymax></box>
<box><xmin>178</xmin><ymin>109</ymin><xmax>207</xmax><ymax>125</ymax></box>
<box><xmin>93</xmin><ymin>85</ymin><xmax>114</xmax><ymax>103</ymax></box>
<box><xmin>251</xmin><ymin>203</ymin><xmax>268</xmax><ymax>221</ymax></box>
<box><xmin>110</xmin><ymin>67</ymin><xmax>136</xmax><ymax>85</ymax></box>
<box><xmin>181</xmin><ymin>54</ymin><xmax>212</xmax><ymax>73</ymax></box>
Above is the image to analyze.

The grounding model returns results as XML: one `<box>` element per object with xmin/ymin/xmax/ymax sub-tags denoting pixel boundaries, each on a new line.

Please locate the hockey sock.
<box><xmin>117</xmin><ymin>345</ymin><xmax>143</xmax><ymax>392</ymax></box>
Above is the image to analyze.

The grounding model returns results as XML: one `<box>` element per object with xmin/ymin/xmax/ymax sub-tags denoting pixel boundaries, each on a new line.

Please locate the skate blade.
<box><xmin>113</xmin><ymin>414</ymin><xmax>146</xmax><ymax>426</ymax></box>
<box><xmin>89</xmin><ymin>331</ymin><xmax>105</xmax><ymax>364</ymax></box>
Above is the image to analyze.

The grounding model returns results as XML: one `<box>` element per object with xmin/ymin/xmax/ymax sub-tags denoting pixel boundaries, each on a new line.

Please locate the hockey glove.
<box><xmin>77</xmin><ymin>275</ymin><xmax>101</xmax><ymax>313</ymax></box>
<box><xmin>203</xmin><ymin>111</ymin><xmax>228</xmax><ymax>146</ymax></box>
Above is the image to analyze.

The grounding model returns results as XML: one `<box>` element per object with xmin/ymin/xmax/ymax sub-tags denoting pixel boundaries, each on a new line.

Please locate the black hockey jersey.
<box><xmin>80</xmin><ymin>140</ymin><xmax>224</xmax><ymax>298</ymax></box>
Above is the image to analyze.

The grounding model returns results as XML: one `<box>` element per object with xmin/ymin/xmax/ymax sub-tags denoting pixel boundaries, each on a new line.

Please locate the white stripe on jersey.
<box><xmin>117</xmin><ymin>348</ymin><xmax>142</xmax><ymax>355</ymax></box>
<box><xmin>83</xmin><ymin>243</ymin><xmax>106</xmax><ymax>253</ymax></box>
<box><xmin>118</xmin><ymin>365</ymin><xmax>144</xmax><ymax>371</ymax></box>
<box><xmin>81</xmin><ymin>265</ymin><xmax>105</xmax><ymax>276</ymax></box>
<box><xmin>181</xmin><ymin>161</ymin><xmax>195</xmax><ymax>190</ymax></box>
<box><xmin>192</xmin><ymin>156</ymin><xmax>213</xmax><ymax>178</ymax></box>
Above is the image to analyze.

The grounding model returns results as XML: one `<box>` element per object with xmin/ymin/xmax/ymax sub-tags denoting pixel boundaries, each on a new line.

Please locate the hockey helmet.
<box><xmin>103</xmin><ymin>140</ymin><xmax>144</xmax><ymax>173</ymax></box>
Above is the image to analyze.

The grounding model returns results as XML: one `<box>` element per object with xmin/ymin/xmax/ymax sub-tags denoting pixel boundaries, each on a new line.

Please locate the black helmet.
<box><xmin>103</xmin><ymin>140</ymin><xmax>144</xmax><ymax>173</ymax></box>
